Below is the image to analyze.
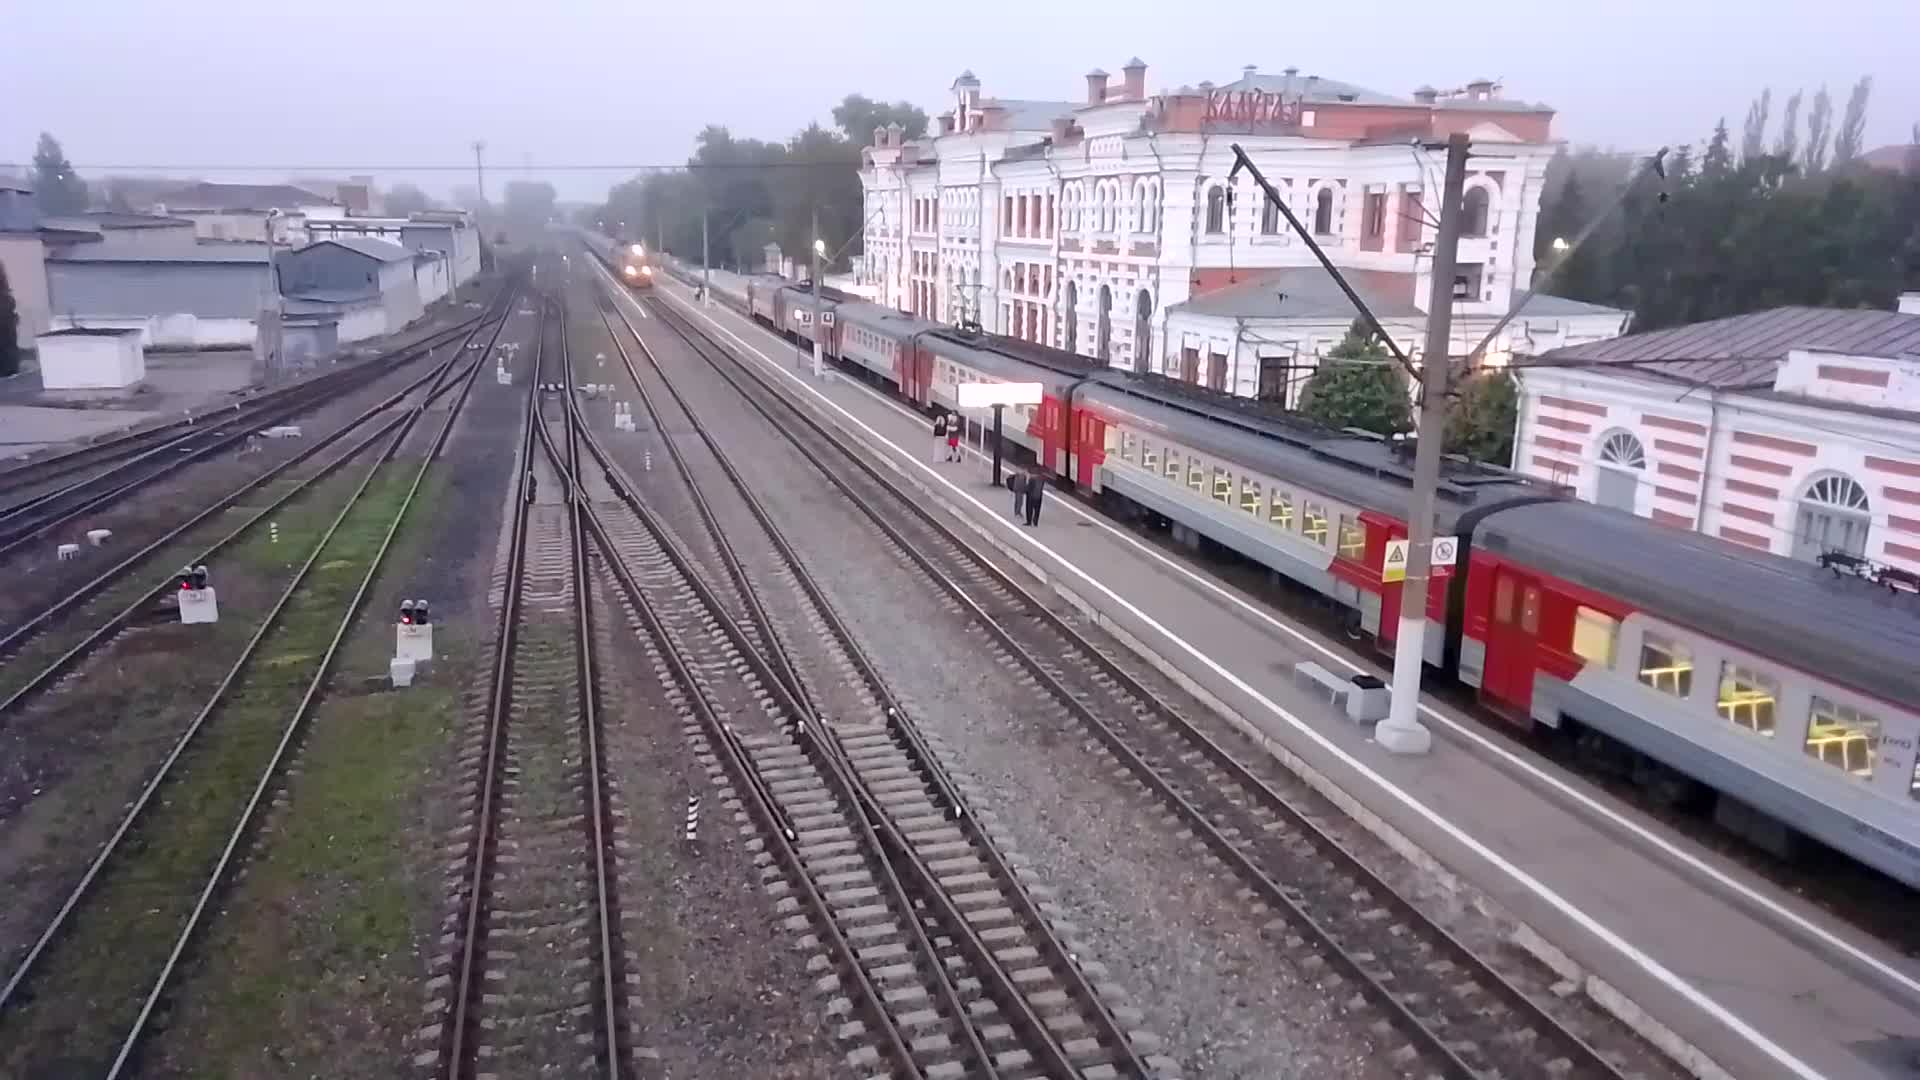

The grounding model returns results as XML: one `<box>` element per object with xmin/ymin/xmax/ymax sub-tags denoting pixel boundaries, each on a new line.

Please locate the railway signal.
<box><xmin>176</xmin><ymin>563</ymin><xmax>219</xmax><ymax>624</ymax></box>
<box><xmin>396</xmin><ymin>596</ymin><xmax>435</xmax><ymax>663</ymax></box>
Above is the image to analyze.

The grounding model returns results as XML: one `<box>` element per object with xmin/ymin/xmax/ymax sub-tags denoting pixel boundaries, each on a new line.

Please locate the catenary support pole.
<box><xmin>701</xmin><ymin>210</ymin><xmax>711</xmax><ymax>307</ymax></box>
<box><xmin>990</xmin><ymin>403</ymin><xmax>1005</xmax><ymax>488</ymax></box>
<box><xmin>1377</xmin><ymin>132</ymin><xmax>1470</xmax><ymax>755</ymax></box>
<box><xmin>811</xmin><ymin>205</ymin><xmax>825</xmax><ymax>379</ymax></box>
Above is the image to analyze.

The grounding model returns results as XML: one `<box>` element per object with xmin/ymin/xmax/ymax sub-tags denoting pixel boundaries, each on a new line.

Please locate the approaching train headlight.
<box><xmin>629</xmin><ymin>243</ymin><xmax>644</xmax><ymax>256</ymax></box>
<box><xmin>641</xmin><ymin>265</ymin><xmax>653</xmax><ymax>276</ymax></box>
<box><xmin>623</xmin><ymin>264</ymin><xmax>638</xmax><ymax>277</ymax></box>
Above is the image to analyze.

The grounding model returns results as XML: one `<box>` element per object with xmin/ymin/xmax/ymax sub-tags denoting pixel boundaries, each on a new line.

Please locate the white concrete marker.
<box><xmin>86</xmin><ymin>529</ymin><xmax>111</xmax><ymax>546</ymax></box>
<box><xmin>56</xmin><ymin>543</ymin><xmax>80</xmax><ymax>561</ymax></box>
<box><xmin>389</xmin><ymin>656</ymin><xmax>417</xmax><ymax>687</ymax></box>
<box><xmin>178</xmin><ymin>587</ymin><xmax>219</xmax><ymax>625</ymax></box>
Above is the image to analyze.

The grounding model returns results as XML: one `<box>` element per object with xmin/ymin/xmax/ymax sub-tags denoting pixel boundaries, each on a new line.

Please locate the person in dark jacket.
<box><xmin>932</xmin><ymin>412</ymin><xmax>948</xmax><ymax>462</ymax></box>
<box><xmin>1025</xmin><ymin>471</ymin><xmax>1046</xmax><ymax>526</ymax></box>
<box><xmin>1011</xmin><ymin>469</ymin><xmax>1027</xmax><ymax>520</ymax></box>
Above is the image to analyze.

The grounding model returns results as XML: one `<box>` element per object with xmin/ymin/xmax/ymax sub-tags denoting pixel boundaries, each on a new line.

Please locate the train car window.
<box><xmin>1212</xmin><ymin>468</ymin><xmax>1232</xmax><ymax>503</ymax></box>
<box><xmin>1269</xmin><ymin>491</ymin><xmax>1294</xmax><ymax>530</ymax></box>
<box><xmin>1302</xmin><ymin>503</ymin><xmax>1330</xmax><ymax>545</ymax></box>
<box><xmin>1520</xmin><ymin>586</ymin><xmax>1541</xmax><ymax>634</ymax></box>
<box><xmin>1163</xmin><ymin>450</ymin><xmax>1181</xmax><ymax>482</ymax></box>
<box><xmin>1240</xmin><ymin>478</ymin><xmax>1262</xmax><ymax>515</ymax></box>
<box><xmin>1716</xmin><ymin>662</ymin><xmax>1778</xmax><ymax>735</ymax></box>
<box><xmin>1140</xmin><ymin>440</ymin><xmax>1159</xmax><ymax>471</ymax></box>
<box><xmin>1336</xmin><ymin>515</ymin><xmax>1365</xmax><ymax>559</ymax></box>
<box><xmin>1572</xmin><ymin>607</ymin><xmax>1618</xmax><ymax>667</ymax></box>
<box><xmin>1804</xmin><ymin>696</ymin><xmax>1879</xmax><ymax>778</ymax></box>
<box><xmin>1494</xmin><ymin>577</ymin><xmax>1515</xmax><ymax>624</ymax></box>
<box><xmin>1911</xmin><ymin>754</ymin><xmax>1919</xmax><ymax>802</ymax></box>
<box><xmin>1187</xmin><ymin>460</ymin><xmax>1205</xmax><ymax>493</ymax></box>
<box><xmin>1118</xmin><ymin>431</ymin><xmax>1135</xmax><ymax>461</ymax></box>
<box><xmin>1637</xmin><ymin>633</ymin><xmax>1694</xmax><ymax>697</ymax></box>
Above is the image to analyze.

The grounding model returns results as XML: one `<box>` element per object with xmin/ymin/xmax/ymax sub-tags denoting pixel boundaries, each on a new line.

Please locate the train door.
<box><xmin>1482</xmin><ymin>567</ymin><xmax>1542</xmax><ymax>714</ymax></box>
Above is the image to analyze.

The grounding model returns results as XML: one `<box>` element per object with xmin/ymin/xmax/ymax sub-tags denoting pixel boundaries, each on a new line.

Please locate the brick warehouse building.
<box><xmin>857</xmin><ymin>62</ymin><xmax>1626</xmax><ymax>401</ymax></box>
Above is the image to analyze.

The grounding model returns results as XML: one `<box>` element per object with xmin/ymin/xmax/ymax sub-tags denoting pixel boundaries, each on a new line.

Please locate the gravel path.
<box><xmin>620</xmin><ymin>312</ymin><xmax>1397</xmax><ymax>1079</ymax></box>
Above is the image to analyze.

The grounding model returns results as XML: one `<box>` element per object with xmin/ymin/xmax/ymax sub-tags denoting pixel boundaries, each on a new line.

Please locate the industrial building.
<box><xmin>45</xmin><ymin>242</ymin><xmax>270</xmax><ymax>349</ymax></box>
<box><xmin>277</xmin><ymin>237</ymin><xmax>426</xmax><ymax>344</ymax></box>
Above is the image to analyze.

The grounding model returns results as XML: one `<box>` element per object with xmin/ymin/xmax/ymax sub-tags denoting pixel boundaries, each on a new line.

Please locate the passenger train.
<box><xmin>584</xmin><ymin>232</ymin><xmax>1920</xmax><ymax>891</ymax></box>
<box><xmin>578</xmin><ymin>229</ymin><xmax>656</xmax><ymax>289</ymax></box>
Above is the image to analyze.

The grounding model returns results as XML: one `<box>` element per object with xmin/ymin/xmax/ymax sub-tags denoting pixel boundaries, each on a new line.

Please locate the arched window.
<box><xmin>1313</xmin><ymin>187</ymin><xmax>1335</xmax><ymax>235</ymax></box>
<box><xmin>1462</xmin><ymin>186</ymin><xmax>1491</xmax><ymax>238</ymax></box>
<box><xmin>1062</xmin><ymin>279</ymin><xmax>1079</xmax><ymax>355</ymax></box>
<box><xmin>1204</xmin><ymin>186</ymin><xmax>1226</xmax><ymax>234</ymax></box>
<box><xmin>1794</xmin><ymin>473</ymin><xmax>1872</xmax><ymax>561</ymax></box>
<box><xmin>1260</xmin><ymin>195</ymin><xmax>1281</xmax><ymax>235</ymax></box>
<box><xmin>1096</xmin><ymin>284</ymin><xmax>1113</xmax><ymax>363</ymax></box>
<box><xmin>1594</xmin><ymin>429</ymin><xmax>1645</xmax><ymax>511</ymax></box>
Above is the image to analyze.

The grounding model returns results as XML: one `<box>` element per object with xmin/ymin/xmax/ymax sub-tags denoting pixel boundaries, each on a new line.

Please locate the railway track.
<box><xmin>439</xmin><ymin>293</ymin><xmax>626</xmax><ymax>1079</ymax></box>
<box><xmin>0</xmin><ymin>306</ymin><xmax>497</xmax><ymax>558</ymax></box>
<box><xmin>581</xmin><ymin>282</ymin><xmax>1158</xmax><ymax>1079</ymax></box>
<box><xmin>0</xmin><ymin>282</ymin><xmax>520</xmax><ymax>1079</ymax></box>
<box><xmin>634</xmin><ymin>289</ymin><xmax>1643</xmax><ymax>1080</ymax></box>
<box><xmin>0</xmin><ymin>291</ymin><xmax>514</xmax><ymax>719</ymax></box>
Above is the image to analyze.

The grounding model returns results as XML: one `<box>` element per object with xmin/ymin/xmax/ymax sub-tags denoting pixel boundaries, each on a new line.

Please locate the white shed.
<box><xmin>36</xmin><ymin>328</ymin><xmax>147</xmax><ymax>390</ymax></box>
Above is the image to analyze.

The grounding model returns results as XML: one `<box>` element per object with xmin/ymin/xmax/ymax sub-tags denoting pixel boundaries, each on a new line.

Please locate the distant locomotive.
<box><xmin>615</xmin><ymin>243</ymin><xmax>656</xmax><ymax>289</ymax></box>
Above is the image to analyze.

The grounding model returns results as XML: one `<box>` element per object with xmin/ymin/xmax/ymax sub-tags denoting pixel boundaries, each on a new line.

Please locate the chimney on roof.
<box><xmin>1122</xmin><ymin>57</ymin><xmax>1147</xmax><ymax>101</ymax></box>
<box><xmin>1242</xmin><ymin>64</ymin><xmax>1257</xmax><ymax>82</ymax></box>
<box><xmin>1899</xmin><ymin>292</ymin><xmax>1920</xmax><ymax>316</ymax></box>
<box><xmin>1412</xmin><ymin>85</ymin><xmax>1438</xmax><ymax>105</ymax></box>
<box><xmin>1283</xmin><ymin>66</ymin><xmax>1299</xmax><ymax>77</ymax></box>
<box><xmin>1085</xmin><ymin>68</ymin><xmax>1109</xmax><ymax>105</ymax></box>
<box><xmin>1465</xmin><ymin>77</ymin><xmax>1495</xmax><ymax>101</ymax></box>
<box><xmin>1051</xmin><ymin>116</ymin><xmax>1074</xmax><ymax>143</ymax></box>
<box><xmin>885</xmin><ymin>120</ymin><xmax>904</xmax><ymax>148</ymax></box>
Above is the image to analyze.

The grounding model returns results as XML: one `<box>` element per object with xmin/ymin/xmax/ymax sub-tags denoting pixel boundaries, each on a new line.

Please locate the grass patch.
<box><xmin>0</xmin><ymin>461</ymin><xmax>427</xmax><ymax>1077</ymax></box>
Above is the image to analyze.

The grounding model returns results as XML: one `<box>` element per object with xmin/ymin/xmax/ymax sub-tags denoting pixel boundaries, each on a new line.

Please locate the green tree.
<box><xmin>31</xmin><ymin>132</ymin><xmax>88</xmax><ymax>217</ymax></box>
<box><xmin>1804</xmin><ymin>86</ymin><xmax>1833</xmax><ymax>173</ymax></box>
<box><xmin>1298</xmin><ymin>322</ymin><xmax>1412</xmax><ymax>436</ymax></box>
<box><xmin>502</xmin><ymin>180</ymin><xmax>557</xmax><ymax>230</ymax></box>
<box><xmin>832</xmin><ymin>94</ymin><xmax>930</xmax><ymax>147</ymax></box>
<box><xmin>383</xmin><ymin>183</ymin><xmax>433</xmax><ymax>216</ymax></box>
<box><xmin>0</xmin><ymin>262</ymin><xmax>19</xmax><ymax>378</ymax></box>
<box><xmin>1833</xmin><ymin>76</ymin><xmax>1871</xmax><ymax>165</ymax></box>
<box><xmin>1445</xmin><ymin>371</ymin><xmax>1518</xmax><ymax>464</ymax></box>
<box><xmin>1702</xmin><ymin>119</ymin><xmax>1734</xmax><ymax>178</ymax></box>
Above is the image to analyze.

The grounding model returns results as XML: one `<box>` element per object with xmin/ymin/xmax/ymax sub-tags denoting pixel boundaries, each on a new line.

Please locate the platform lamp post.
<box><xmin>804</xmin><ymin>200</ymin><xmax>896</xmax><ymax>379</ymax></box>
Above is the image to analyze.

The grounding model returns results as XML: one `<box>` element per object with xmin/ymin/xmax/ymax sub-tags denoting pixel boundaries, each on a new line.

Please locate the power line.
<box><xmin>0</xmin><ymin>160</ymin><xmax>863</xmax><ymax>174</ymax></box>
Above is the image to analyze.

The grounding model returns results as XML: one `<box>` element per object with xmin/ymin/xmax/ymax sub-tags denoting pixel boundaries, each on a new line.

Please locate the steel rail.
<box><xmin>554</xmin><ymin>294</ymin><xmax>627</xmax><ymax>1077</ymax></box>
<box><xmin>441</xmin><ymin>294</ymin><xmax>548</xmax><ymax>1080</ymax></box>
<box><xmin>107</xmin><ymin>279</ymin><xmax>508</xmax><ymax>1078</ymax></box>
<box><xmin>0</xmin><ymin>284</ymin><xmax>523</xmax><ymax>1040</ymax></box>
<box><xmin>0</xmin><ymin>304</ymin><xmax>494</xmax><ymax>500</ymax></box>
<box><xmin>598</xmin><ymin>295</ymin><xmax>1143</xmax><ymax>1077</ymax></box>
<box><xmin>0</xmin><ymin>307</ymin><xmax>510</xmax><ymax>721</ymax></box>
<box><xmin>649</xmin><ymin>294</ymin><xmax>1631</xmax><ymax>1080</ymax></box>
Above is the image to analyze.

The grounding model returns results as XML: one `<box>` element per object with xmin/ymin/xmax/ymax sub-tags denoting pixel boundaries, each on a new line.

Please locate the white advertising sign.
<box><xmin>956</xmin><ymin>381</ymin><xmax>1043</xmax><ymax>409</ymax></box>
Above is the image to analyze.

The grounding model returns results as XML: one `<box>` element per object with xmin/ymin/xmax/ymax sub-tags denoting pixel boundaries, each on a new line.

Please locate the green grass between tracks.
<box><xmin>0</xmin><ymin>463</ymin><xmax>422</xmax><ymax>1078</ymax></box>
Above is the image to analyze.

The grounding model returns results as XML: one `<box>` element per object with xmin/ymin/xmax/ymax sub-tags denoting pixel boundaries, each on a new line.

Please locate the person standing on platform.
<box><xmin>932</xmin><ymin>412</ymin><xmax>948</xmax><ymax>463</ymax></box>
<box><xmin>1012</xmin><ymin>469</ymin><xmax>1028</xmax><ymax>521</ymax></box>
<box><xmin>1025</xmin><ymin>470</ymin><xmax>1046</xmax><ymax>527</ymax></box>
<box><xmin>946</xmin><ymin>416</ymin><xmax>962</xmax><ymax>462</ymax></box>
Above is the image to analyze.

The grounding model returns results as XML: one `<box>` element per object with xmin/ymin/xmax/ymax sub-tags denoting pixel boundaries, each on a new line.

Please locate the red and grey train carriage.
<box><xmin>738</xmin><ymin>270</ymin><xmax>1920</xmax><ymax>889</ymax></box>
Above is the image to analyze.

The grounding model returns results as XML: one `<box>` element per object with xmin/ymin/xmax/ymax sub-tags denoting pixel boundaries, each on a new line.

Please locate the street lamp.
<box><xmin>1551</xmin><ymin>236</ymin><xmax>1570</xmax><ymax>252</ymax></box>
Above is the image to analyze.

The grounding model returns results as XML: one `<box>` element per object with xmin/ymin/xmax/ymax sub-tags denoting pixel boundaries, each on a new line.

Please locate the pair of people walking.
<box><xmin>1010</xmin><ymin>469</ymin><xmax>1046</xmax><ymax>527</ymax></box>
<box><xmin>932</xmin><ymin>411</ymin><xmax>961</xmax><ymax>462</ymax></box>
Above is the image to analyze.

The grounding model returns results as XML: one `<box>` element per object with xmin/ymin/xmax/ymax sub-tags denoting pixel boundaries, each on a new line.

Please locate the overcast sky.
<box><xmin>3</xmin><ymin>0</ymin><xmax>1915</xmax><ymax>203</ymax></box>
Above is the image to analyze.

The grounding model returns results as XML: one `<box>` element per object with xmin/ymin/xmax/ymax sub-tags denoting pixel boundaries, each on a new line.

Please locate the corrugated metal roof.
<box><xmin>1532</xmin><ymin>306</ymin><xmax>1920</xmax><ymax>386</ymax></box>
<box><xmin>1168</xmin><ymin>267</ymin><xmax>1422</xmax><ymax>320</ymax></box>
<box><xmin>48</xmin><ymin>242</ymin><xmax>269</xmax><ymax>264</ymax></box>
<box><xmin>308</xmin><ymin>236</ymin><xmax>413</xmax><ymax>262</ymax></box>
<box><xmin>159</xmin><ymin>182</ymin><xmax>336</xmax><ymax>211</ymax></box>
<box><xmin>981</xmin><ymin>98</ymin><xmax>1076</xmax><ymax>130</ymax></box>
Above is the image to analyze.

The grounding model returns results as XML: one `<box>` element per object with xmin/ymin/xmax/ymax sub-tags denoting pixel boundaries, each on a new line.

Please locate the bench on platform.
<box><xmin>1293</xmin><ymin>661</ymin><xmax>1351</xmax><ymax>707</ymax></box>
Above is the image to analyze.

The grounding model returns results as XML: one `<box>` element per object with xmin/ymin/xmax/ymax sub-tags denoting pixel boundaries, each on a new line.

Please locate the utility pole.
<box><xmin>1377</xmin><ymin>131</ymin><xmax>1469</xmax><ymax>756</ymax></box>
<box><xmin>701</xmin><ymin>208</ymin><xmax>711</xmax><ymax>306</ymax></box>
<box><xmin>471</xmin><ymin>141</ymin><xmax>486</xmax><ymax>207</ymax></box>
<box><xmin>810</xmin><ymin>204</ymin><xmax>825</xmax><ymax>379</ymax></box>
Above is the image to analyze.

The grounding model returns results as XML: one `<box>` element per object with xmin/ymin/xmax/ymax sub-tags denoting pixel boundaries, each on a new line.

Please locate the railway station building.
<box><xmin>856</xmin><ymin>62</ymin><xmax>1626</xmax><ymax>401</ymax></box>
<box><xmin>1515</xmin><ymin>299</ymin><xmax>1920</xmax><ymax>576</ymax></box>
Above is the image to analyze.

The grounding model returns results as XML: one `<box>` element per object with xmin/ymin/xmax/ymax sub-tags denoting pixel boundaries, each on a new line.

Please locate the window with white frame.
<box><xmin>1204</xmin><ymin>186</ymin><xmax>1226</xmax><ymax>235</ymax></box>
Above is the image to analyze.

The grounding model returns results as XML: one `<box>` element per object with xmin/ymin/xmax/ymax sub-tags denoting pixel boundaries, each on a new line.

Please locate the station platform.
<box><xmin>626</xmin><ymin>263</ymin><xmax>1920</xmax><ymax>1080</ymax></box>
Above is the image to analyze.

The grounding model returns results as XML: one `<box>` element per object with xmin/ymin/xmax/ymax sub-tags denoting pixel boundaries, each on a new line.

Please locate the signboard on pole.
<box><xmin>1382</xmin><ymin>535</ymin><xmax>1459</xmax><ymax>583</ymax></box>
<box><xmin>956</xmin><ymin>381</ymin><xmax>1042</xmax><ymax>409</ymax></box>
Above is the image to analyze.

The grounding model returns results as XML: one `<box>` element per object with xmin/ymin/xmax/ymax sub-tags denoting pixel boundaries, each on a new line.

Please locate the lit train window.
<box><xmin>1240</xmin><ymin>479</ymin><xmax>1262</xmax><ymax>515</ymax></box>
<box><xmin>1269</xmin><ymin>491</ymin><xmax>1294</xmax><ymax>529</ymax></box>
<box><xmin>1212</xmin><ymin>468</ymin><xmax>1232</xmax><ymax>502</ymax></box>
<box><xmin>1187</xmin><ymin>460</ymin><xmax>1205</xmax><ymax>492</ymax></box>
<box><xmin>1716</xmin><ymin>662</ymin><xmax>1778</xmax><ymax>735</ymax></box>
<box><xmin>1302</xmin><ymin>502</ymin><xmax>1329</xmax><ymax>545</ymax></box>
<box><xmin>1911</xmin><ymin>755</ymin><xmax>1919</xmax><ymax>802</ymax></box>
<box><xmin>1164</xmin><ymin>450</ymin><xmax>1181</xmax><ymax>482</ymax></box>
<box><xmin>1336</xmin><ymin>515</ymin><xmax>1365</xmax><ymax>559</ymax></box>
<box><xmin>1637</xmin><ymin>633</ymin><xmax>1694</xmax><ymax>698</ymax></box>
<box><xmin>1141</xmin><ymin>441</ymin><xmax>1159</xmax><ymax>471</ymax></box>
<box><xmin>1572</xmin><ymin>607</ymin><xmax>1618</xmax><ymax>667</ymax></box>
<box><xmin>1121</xmin><ymin>432</ymin><xmax>1137</xmax><ymax>462</ymax></box>
<box><xmin>1804</xmin><ymin>696</ymin><xmax>1879</xmax><ymax>778</ymax></box>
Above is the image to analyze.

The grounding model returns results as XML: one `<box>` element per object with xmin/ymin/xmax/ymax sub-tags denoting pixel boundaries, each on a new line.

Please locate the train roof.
<box><xmin>1080</xmin><ymin>380</ymin><xmax>1549</xmax><ymax>527</ymax></box>
<box><xmin>1476</xmin><ymin>500</ymin><xmax>1920</xmax><ymax>707</ymax></box>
